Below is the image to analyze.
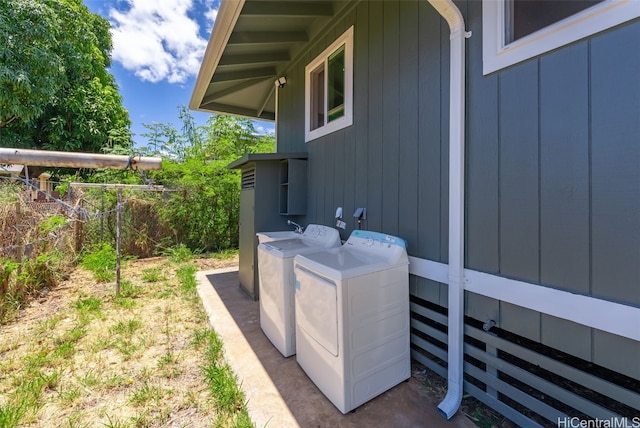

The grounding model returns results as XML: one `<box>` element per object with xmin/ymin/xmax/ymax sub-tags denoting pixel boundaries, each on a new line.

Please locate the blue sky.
<box><xmin>84</xmin><ymin>0</ymin><xmax>274</xmax><ymax>147</ymax></box>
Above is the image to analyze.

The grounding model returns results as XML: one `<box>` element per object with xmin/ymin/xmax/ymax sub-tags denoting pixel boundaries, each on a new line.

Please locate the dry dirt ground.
<box><xmin>0</xmin><ymin>255</ymin><xmax>239</xmax><ymax>428</ymax></box>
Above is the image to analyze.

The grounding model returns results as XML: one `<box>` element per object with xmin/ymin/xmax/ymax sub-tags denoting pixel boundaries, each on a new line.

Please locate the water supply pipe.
<box><xmin>425</xmin><ymin>0</ymin><xmax>470</xmax><ymax>420</ymax></box>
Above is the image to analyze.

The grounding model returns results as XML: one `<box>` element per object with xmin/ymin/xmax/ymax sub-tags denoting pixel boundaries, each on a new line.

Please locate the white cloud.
<box><xmin>108</xmin><ymin>0</ymin><xmax>218</xmax><ymax>84</ymax></box>
<box><xmin>254</xmin><ymin>123</ymin><xmax>276</xmax><ymax>136</ymax></box>
<box><xmin>205</xmin><ymin>7</ymin><xmax>218</xmax><ymax>32</ymax></box>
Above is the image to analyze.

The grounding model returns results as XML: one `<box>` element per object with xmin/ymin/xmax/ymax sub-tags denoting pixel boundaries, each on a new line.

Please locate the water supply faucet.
<box><xmin>287</xmin><ymin>220</ymin><xmax>304</xmax><ymax>234</ymax></box>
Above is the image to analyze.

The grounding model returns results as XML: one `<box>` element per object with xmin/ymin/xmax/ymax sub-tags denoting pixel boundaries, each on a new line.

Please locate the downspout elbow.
<box><xmin>438</xmin><ymin>381</ymin><xmax>463</xmax><ymax>419</ymax></box>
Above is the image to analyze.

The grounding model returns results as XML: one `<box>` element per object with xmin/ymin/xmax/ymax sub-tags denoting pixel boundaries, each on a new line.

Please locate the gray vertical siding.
<box><xmin>382</xmin><ymin>0</ymin><xmax>400</xmax><ymax>237</ymax></box>
<box><xmin>353</xmin><ymin>1</ymin><xmax>369</xmax><ymax>234</ymax></box>
<box><xmin>283</xmin><ymin>0</ymin><xmax>450</xmax><ymax>249</ymax></box>
<box><xmin>464</xmin><ymin>0</ymin><xmax>501</xmax><ymax>322</ymax></box>
<box><xmin>398</xmin><ymin>0</ymin><xmax>419</xmax><ymax>255</ymax></box>
<box><xmin>274</xmin><ymin>0</ymin><xmax>640</xmax><ymax>378</ymax></box>
<box><xmin>498</xmin><ymin>61</ymin><xmax>540</xmax><ymax>283</ymax></box>
<box><xmin>417</xmin><ymin>2</ymin><xmax>445</xmax><ymax>264</ymax></box>
<box><xmin>539</xmin><ymin>44</ymin><xmax>590</xmax><ymax>294</ymax></box>
<box><xmin>464</xmin><ymin>6</ymin><xmax>640</xmax><ymax>307</ymax></box>
<box><xmin>591</xmin><ymin>23</ymin><xmax>640</xmax><ymax>307</ymax></box>
<box><xmin>463</xmin><ymin>0</ymin><xmax>640</xmax><ymax>374</ymax></box>
<box><xmin>366</xmin><ymin>0</ymin><xmax>384</xmax><ymax>233</ymax></box>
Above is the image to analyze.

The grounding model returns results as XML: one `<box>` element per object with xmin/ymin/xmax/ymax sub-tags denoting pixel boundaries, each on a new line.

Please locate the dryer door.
<box><xmin>294</xmin><ymin>264</ymin><xmax>338</xmax><ymax>356</ymax></box>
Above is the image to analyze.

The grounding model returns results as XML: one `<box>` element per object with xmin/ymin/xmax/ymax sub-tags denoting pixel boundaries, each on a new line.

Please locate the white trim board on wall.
<box><xmin>482</xmin><ymin>0</ymin><xmax>640</xmax><ymax>75</ymax></box>
<box><xmin>408</xmin><ymin>256</ymin><xmax>640</xmax><ymax>341</ymax></box>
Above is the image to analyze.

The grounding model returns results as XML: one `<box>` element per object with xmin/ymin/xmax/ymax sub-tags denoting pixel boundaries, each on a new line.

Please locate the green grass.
<box><xmin>78</xmin><ymin>370</ymin><xmax>101</xmax><ymax>388</ymax></box>
<box><xmin>113</xmin><ymin>337</ymin><xmax>141</xmax><ymax>360</ymax></box>
<box><xmin>74</xmin><ymin>296</ymin><xmax>102</xmax><ymax>312</ymax></box>
<box><xmin>111</xmin><ymin>318</ymin><xmax>141</xmax><ymax>336</ymax></box>
<box><xmin>0</xmin><ymin>403</ymin><xmax>27</xmax><ymax>428</ymax></box>
<box><xmin>2</xmin><ymin>368</ymin><xmax>59</xmax><ymax>426</ymax></box>
<box><xmin>103</xmin><ymin>414</ymin><xmax>128</xmax><ymax>428</ymax></box>
<box><xmin>208</xmin><ymin>249</ymin><xmax>239</xmax><ymax>260</ymax></box>
<box><xmin>80</xmin><ymin>244</ymin><xmax>116</xmax><ymax>282</ymax></box>
<box><xmin>74</xmin><ymin>297</ymin><xmax>103</xmax><ymax>325</ymax></box>
<box><xmin>118</xmin><ymin>280</ymin><xmax>142</xmax><ymax>298</ymax></box>
<box><xmin>52</xmin><ymin>341</ymin><xmax>76</xmax><ymax>359</ymax></box>
<box><xmin>141</xmin><ymin>267</ymin><xmax>166</xmax><ymax>283</ymax></box>
<box><xmin>34</xmin><ymin>314</ymin><xmax>63</xmax><ymax>335</ymax></box>
<box><xmin>176</xmin><ymin>264</ymin><xmax>198</xmax><ymax>296</ymax></box>
<box><xmin>58</xmin><ymin>386</ymin><xmax>81</xmax><ymax>404</ymax></box>
<box><xmin>195</xmin><ymin>326</ymin><xmax>252</xmax><ymax>426</ymax></box>
<box><xmin>129</xmin><ymin>381</ymin><xmax>167</xmax><ymax>406</ymax></box>
<box><xmin>0</xmin><ymin>252</ymin><xmax>251</xmax><ymax>428</ymax></box>
<box><xmin>162</xmin><ymin>244</ymin><xmax>195</xmax><ymax>263</ymax></box>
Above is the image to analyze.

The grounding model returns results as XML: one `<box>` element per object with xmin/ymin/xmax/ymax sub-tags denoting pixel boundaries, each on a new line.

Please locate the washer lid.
<box><xmin>258</xmin><ymin>224</ymin><xmax>341</xmax><ymax>259</ymax></box>
<box><xmin>259</xmin><ymin>239</ymin><xmax>327</xmax><ymax>259</ymax></box>
<box><xmin>294</xmin><ymin>246</ymin><xmax>407</xmax><ymax>280</ymax></box>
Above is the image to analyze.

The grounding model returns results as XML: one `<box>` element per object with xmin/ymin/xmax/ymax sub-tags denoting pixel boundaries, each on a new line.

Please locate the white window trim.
<box><xmin>483</xmin><ymin>0</ymin><xmax>640</xmax><ymax>75</ymax></box>
<box><xmin>305</xmin><ymin>26</ymin><xmax>353</xmax><ymax>142</ymax></box>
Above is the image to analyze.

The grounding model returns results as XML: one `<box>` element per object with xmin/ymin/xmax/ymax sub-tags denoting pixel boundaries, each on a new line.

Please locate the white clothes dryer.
<box><xmin>257</xmin><ymin>224</ymin><xmax>341</xmax><ymax>357</ymax></box>
<box><xmin>293</xmin><ymin>230</ymin><xmax>410</xmax><ymax>414</ymax></box>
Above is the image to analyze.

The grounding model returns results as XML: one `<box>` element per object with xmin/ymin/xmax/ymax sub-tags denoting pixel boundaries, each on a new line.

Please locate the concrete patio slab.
<box><xmin>196</xmin><ymin>267</ymin><xmax>476</xmax><ymax>428</ymax></box>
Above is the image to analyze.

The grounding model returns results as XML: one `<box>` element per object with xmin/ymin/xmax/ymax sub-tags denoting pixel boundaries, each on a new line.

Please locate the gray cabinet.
<box><xmin>228</xmin><ymin>153</ymin><xmax>307</xmax><ymax>300</ymax></box>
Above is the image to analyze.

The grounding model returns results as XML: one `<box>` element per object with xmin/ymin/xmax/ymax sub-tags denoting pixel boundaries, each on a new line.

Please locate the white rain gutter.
<box><xmin>426</xmin><ymin>0</ymin><xmax>470</xmax><ymax>420</ymax></box>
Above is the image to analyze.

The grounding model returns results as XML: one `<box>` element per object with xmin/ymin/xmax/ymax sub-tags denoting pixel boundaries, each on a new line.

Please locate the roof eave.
<box><xmin>189</xmin><ymin>0</ymin><xmax>247</xmax><ymax>112</ymax></box>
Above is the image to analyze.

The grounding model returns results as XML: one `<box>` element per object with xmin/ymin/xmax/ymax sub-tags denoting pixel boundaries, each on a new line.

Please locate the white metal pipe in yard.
<box><xmin>0</xmin><ymin>148</ymin><xmax>162</xmax><ymax>170</ymax></box>
<box><xmin>69</xmin><ymin>182</ymin><xmax>168</xmax><ymax>191</ymax></box>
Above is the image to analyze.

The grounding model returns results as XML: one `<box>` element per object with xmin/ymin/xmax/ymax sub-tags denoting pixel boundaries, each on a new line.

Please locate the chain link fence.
<box><xmin>71</xmin><ymin>187</ymin><xmax>172</xmax><ymax>258</ymax></box>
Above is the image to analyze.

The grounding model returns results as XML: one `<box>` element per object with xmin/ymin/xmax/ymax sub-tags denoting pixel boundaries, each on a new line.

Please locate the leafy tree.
<box><xmin>141</xmin><ymin>122</ymin><xmax>184</xmax><ymax>160</ymax></box>
<box><xmin>0</xmin><ymin>0</ymin><xmax>131</xmax><ymax>152</ymax></box>
<box><xmin>0</xmin><ymin>1</ymin><xmax>64</xmax><ymax>128</ymax></box>
<box><xmin>201</xmin><ymin>114</ymin><xmax>274</xmax><ymax>159</ymax></box>
<box><xmin>158</xmin><ymin>157</ymin><xmax>241</xmax><ymax>251</ymax></box>
<box><xmin>97</xmin><ymin>107</ymin><xmax>274</xmax><ymax>252</ymax></box>
<box><xmin>137</xmin><ymin>109</ymin><xmax>275</xmax><ymax>251</ymax></box>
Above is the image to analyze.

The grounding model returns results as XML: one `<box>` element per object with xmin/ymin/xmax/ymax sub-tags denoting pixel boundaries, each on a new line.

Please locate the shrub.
<box><xmin>0</xmin><ymin>258</ymin><xmax>19</xmax><ymax>293</ymax></box>
<box><xmin>161</xmin><ymin>244</ymin><xmax>194</xmax><ymax>264</ymax></box>
<box><xmin>38</xmin><ymin>215</ymin><xmax>67</xmax><ymax>235</ymax></box>
<box><xmin>17</xmin><ymin>250</ymin><xmax>67</xmax><ymax>293</ymax></box>
<box><xmin>81</xmin><ymin>243</ymin><xmax>117</xmax><ymax>282</ymax></box>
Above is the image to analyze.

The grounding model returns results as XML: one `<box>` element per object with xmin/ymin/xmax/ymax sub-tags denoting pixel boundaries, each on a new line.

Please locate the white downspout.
<box><xmin>426</xmin><ymin>0</ymin><xmax>470</xmax><ymax>420</ymax></box>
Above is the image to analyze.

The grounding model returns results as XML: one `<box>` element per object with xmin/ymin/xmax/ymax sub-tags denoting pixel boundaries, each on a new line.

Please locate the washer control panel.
<box><xmin>301</xmin><ymin>224</ymin><xmax>341</xmax><ymax>247</ymax></box>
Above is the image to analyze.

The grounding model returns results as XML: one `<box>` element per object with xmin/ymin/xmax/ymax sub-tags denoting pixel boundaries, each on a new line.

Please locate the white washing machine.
<box><xmin>293</xmin><ymin>230</ymin><xmax>410</xmax><ymax>414</ymax></box>
<box><xmin>257</xmin><ymin>224</ymin><xmax>341</xmax><ymax>357</ymax></box>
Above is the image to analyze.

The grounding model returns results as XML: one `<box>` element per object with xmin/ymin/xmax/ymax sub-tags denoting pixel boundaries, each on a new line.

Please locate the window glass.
<box><xmin>305</xmin><ymin>26</ymin><xmax>353</xmax><ymax>142</ymax></box>
<box><xmin>310</xmin><ymin>64</ymin><xmax>325</xmax><ymax>130</ymax></box>
<box><xmin>507</xmin><ymin>0</ymin><xmax>604</xmax><ymax>43</ymax></box>
<box><xmin>482</xmin><ymin>0</ymin><xmax>640</xmax><ymax>75</ymax></box>
<box><xmin>327</xmin><ymin>45</ymin><xmax>345</xmax><ymax>123</ymax></box>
